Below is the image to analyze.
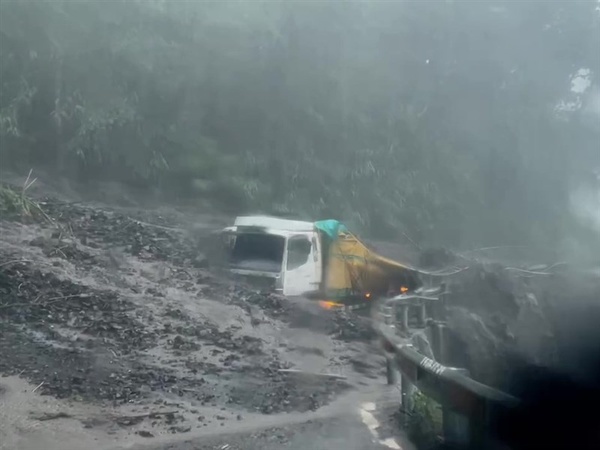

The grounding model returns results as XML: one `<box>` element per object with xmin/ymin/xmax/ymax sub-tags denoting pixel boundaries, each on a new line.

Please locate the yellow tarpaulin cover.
<box><xmin>324</xmin><ymin>230</ymin><xmax>417</xmax><ymax>296</ymax></box>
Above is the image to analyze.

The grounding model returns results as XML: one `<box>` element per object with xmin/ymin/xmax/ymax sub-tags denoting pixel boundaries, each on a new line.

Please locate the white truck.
<box><xmin>220</xmin><ymin>215</ymin><xmax>421</xmax><ymax>302</ymax></box>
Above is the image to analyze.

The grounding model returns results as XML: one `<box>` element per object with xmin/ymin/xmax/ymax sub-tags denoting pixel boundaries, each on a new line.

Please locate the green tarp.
<box><xmin>314</xmin><ymin>219</ymin><xmax>349</xmax><ymax>240</ymax></box>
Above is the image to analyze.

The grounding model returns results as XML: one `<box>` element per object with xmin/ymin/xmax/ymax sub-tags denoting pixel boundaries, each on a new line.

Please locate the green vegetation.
<box><xmin>0</xmin><ymin>170</ymin><xmax>46</xmax><ymax>220</ymax></box>
<box><xmin>1</xmin><ymin>0</ymin><xmax>598</xmax><ymax>253</ymax></box>
<box><xmin>406</xmin><ymin>390</ymin><xmax>443</xmax><ymax>450</ymax></box>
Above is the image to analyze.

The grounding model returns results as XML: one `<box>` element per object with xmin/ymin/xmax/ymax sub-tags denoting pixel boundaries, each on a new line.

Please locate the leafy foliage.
<box><xmin>1</xmin><ymin>0</ymin><xmax>598</xmax><ymax>252</ymax></box>
<box><xmin>405</xmin><ymin>390</ymin><xmax>443</xmax><ymax>450</ymax></box>
<box><xmin>0</xmin><ymin>171</ymin><xmax>46</xmax><ymax>221</ymax></box>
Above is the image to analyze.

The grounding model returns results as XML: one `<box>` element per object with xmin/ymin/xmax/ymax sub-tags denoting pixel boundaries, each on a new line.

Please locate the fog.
<box><xmin>1</xmin><ymin>0</ymin><xmax>599</xmax><ymax>256</ymax></box>
<box><xmin>1</xmin><ymin>3</ymin><xmax>599</xmax><ymax>449</ymax></box>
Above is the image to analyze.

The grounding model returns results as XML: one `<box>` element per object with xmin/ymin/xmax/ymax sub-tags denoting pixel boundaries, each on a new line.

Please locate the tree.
<box><xmin>1</xmin><ymin>0</ymin><xmax>598</xmax><ymax>255</ymax></box>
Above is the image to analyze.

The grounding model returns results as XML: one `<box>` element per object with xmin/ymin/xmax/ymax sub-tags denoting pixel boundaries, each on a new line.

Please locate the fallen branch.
<box><xmin>0</xmin><ymin>259</ymin><xmax>32</xmax><ymax>268</ymax></box>
<box><xmin>278</xmin><ymin>369</ymin><xmax>347</xmax><ymax>380</ymax></box>
<box><xmin>32</xmin><ymin>412</ymin><xmax>72</xmax><ymax>421</ymax></box>
<box><xmin>114</xmin><ymin>410</ymin><xmax>179</xmax><ymax>426</ymax></box>
<box><xmin>0</xmin><ymin>293</ymin><xmax>91</xmax><ymax>310</ymax></box>
<box><xmin>43</xmin><ymin>293</ymin><xmax>90</xmax><ymax>303</ymax></box>
<box><xmin>126</xmin><ymin>217</ymin><xmax>183</xmax><ymax>233</ymax></box>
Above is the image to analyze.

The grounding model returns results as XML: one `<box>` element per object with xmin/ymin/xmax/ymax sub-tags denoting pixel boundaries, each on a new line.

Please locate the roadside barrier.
<box><xmin>373</xmin><ymin>288</ymin><xmax>518</xmax><ymax>449</ymax></box>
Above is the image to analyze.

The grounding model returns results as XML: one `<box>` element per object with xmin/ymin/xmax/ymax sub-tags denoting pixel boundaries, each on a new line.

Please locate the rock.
<box><xmin>29</xmin><ymin>236</ymin><xmax>46</xmax><ymax>247</ymax></box>
<box><xmin>172</xmin><ymin>335</ymin><xmax>184</xmax><ymax>349</ymax></box>
<box><xmin>137</xmin><ymin>430</ymin><xmax>154</xmax><ymax>438</ymax></box>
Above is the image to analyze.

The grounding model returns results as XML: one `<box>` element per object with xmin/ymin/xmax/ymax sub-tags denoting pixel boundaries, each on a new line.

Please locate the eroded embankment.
<box><xmin>0</xmin><ymin>196</ymin><xmax>381</xmax><ymax>450</ymax></box>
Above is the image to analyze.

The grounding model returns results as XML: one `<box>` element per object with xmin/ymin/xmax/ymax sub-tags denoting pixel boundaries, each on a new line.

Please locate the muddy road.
<box><xmin>0</xmin><ymin>195</ymin><xmax>409</xmax><ymax>450</ymax></box>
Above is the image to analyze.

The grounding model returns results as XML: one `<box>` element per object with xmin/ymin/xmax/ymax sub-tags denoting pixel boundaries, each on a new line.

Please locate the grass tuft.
<box><xmin>0</xmin><ymin>170</ymin><xmax>50</xmax><ymax>222</ymax></box>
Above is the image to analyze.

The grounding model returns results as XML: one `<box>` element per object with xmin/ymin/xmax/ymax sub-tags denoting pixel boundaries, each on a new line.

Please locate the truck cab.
<box><xmin>222</xmin><ymin>216</ymin><xmax>323</xmax><ymax>296</ymax></box>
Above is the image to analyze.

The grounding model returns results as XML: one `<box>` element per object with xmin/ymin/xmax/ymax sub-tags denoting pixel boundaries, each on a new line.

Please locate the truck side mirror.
<box><xmin>222</xmin><ymin>231</ymin><xmax>236</xmax><ymax>250</ymax></box>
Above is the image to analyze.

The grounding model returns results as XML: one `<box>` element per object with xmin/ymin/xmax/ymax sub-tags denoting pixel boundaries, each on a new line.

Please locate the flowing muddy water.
<box><xmin>0</xmin><ymin>196</ymin><xmax>386</xmax><ymax>450</ymax></box>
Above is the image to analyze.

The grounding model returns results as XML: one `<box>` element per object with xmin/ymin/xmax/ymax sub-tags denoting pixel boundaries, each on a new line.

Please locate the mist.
<box><xmin>1</xmin><ymin>0</ymin><xmax>598</xmax><ymax>257</ymax></box>
<box><xmin>1</xmin><ymin>2</ymin><xmax>599</xmax><ymax>449</ymax></box>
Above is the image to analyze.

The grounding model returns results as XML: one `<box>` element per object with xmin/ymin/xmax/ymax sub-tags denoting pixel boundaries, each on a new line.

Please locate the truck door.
<box><xmin>283</xmin><ymin>235</ymin><xmax>319</xmax><ymax>296</ymax></box>
<box><xmin>312</xmin><ymin>232</ymin><xmax>323</xmax><ymax>291</ymax></box>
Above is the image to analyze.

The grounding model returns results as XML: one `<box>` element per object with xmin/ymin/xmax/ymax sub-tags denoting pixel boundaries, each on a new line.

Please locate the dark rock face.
<box><xmin>428</xmin><ymin>259</ymin><xmax>599</xmax><ymax>394</ymax></box>
<box><xmin>441</xmin><ymin>264</ymin><xmax>554</xmax><ymax>389</ymax></box>
<box><xmin>413</xmin><ymin>253</ymin><xmax>600</xmax><ymax>450</ymax></box>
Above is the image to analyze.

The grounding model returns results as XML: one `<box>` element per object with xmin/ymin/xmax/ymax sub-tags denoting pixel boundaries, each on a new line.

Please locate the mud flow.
<box><xmin>0</xmin><ymin>196</ymin><xmax>383</xmax><ymax>450</ymax></box>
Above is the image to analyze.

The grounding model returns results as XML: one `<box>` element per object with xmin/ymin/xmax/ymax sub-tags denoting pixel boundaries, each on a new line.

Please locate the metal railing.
<box><xmin>374</xmin><ymin>287</ymin><xmax>519</xmax><ymax>449</ymax></box>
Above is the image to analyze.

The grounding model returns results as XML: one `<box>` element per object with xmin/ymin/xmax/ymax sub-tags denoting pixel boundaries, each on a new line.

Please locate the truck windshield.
<box><xmin>230</xmin><ymin>233</ymin><xmax>285</xmax><ymax>272</ymax></box>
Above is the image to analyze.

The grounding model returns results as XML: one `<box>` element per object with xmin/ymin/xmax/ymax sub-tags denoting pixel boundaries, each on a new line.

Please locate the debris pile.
<box><xmin>0</xmin><ymin>195</ymin><xmax>372</xmax><ymax>440</ymax></box>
